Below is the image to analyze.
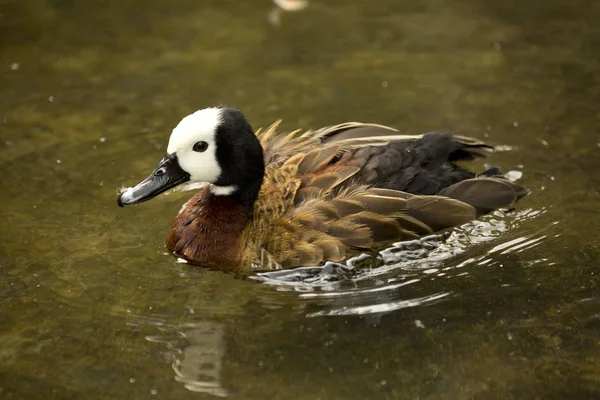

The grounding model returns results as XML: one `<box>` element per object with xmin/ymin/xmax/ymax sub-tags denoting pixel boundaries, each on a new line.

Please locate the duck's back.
<box><xmin>259</xmin><ymin>121</ymin><xmax>507</xmax><ymax>194</ymax></box>
<box><xmin>250</xmin><ymin>121</ymin><xmax>527</xmax><ymax>269</ymax></box>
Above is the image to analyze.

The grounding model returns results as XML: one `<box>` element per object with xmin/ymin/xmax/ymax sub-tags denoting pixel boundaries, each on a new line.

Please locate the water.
<box><xmin>1</xmin><ymin>0</ymin><xmax>599</xmax><ymax>398</ymax></box>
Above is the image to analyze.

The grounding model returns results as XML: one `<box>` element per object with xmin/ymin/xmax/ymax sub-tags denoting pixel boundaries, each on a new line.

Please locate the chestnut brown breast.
<box><xmin>166</xmin><ymin>187</ymin><xmax>249</xmax><ymax>268</ymax></box>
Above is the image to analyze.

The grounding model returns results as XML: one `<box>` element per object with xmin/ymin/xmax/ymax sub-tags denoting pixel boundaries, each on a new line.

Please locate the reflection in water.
<box><xmin>129</xmin><ymin>315</ymin><xmax>228</xmax><ymax>397</ymax></box>
<box><xmin>255</xmin><ymin>208</ymin><xmax>547</xmax><ymax>318</ymax></box>
<box><xmin>488</xmin><ymin>235</ymin><xmax>547</xmax><ymax>255</ymax></box>
<box><xmin>171</xmin><ymin>323</ymin><xmax>227</xmax><ymax>397</ymax></box>
<box><xmin>306</xmin><ymin>291</ymin><xmax>452</xmax><ymax>317</ymax></box>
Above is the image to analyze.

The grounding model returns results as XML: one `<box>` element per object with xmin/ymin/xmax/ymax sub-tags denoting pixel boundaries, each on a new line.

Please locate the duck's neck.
<box><xmin>167</xmin><ymin>187</ymin><xmax>251</xmax><ymax>267</ymax></box>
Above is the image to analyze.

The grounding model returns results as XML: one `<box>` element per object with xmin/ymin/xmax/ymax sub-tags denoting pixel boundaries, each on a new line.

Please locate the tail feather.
<box><xmin>449</xmin><ymin>135</ymin><xmax>494</xmax><ymax>161</ymax></box>
<box><xmin>438</xmin><ymin>177</ymin><xmax>528</xmax><ymax>216</ymax></box>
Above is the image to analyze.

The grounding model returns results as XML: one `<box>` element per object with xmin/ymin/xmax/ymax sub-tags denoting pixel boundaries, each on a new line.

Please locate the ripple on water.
<box><xmin>252</xmin><ymin>208</ymin><xmax>548</xmax><ymax>317</ymax></box>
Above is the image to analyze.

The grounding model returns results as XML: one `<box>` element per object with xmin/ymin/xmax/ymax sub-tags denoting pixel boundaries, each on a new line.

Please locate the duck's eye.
<box><xmin>192</xmin><ymin>141</ymin><xmax>209</xmax><ymax>152</ymax></box>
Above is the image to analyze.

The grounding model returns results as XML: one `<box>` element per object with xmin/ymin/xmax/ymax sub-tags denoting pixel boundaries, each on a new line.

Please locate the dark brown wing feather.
<box><xmin>405</xmin><ymin>196</ymin><xmax>476</xmax><ymax>232</ymax></box>
<box><xmin>438</xmin><ymin>177</ymin><xmax>528</xmax><ymax>216</ymax></box>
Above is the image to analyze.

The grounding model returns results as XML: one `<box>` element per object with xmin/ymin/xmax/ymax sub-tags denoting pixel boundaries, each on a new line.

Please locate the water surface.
<box><xmin>1</xmin><ymin>0</ymin><xmax>599</xmax><ymax>399</ymax></box>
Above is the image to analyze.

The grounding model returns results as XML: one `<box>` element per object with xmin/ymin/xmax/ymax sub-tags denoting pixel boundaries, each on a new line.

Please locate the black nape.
<box><xmin>213</xmin><ymin>107</ymin><xmax>265</xmax><ymax>213</ymax></box>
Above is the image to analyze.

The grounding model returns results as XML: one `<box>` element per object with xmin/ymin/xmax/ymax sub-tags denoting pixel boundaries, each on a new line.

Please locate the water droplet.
<box><xmin>56</xmin><ymin>159</ymin><xmax>61</xmax><ymax>164</ymax></box>
<box><xmin>129</xmin><ymin>378</ymin><xmax>135</xmax><ymax>383</ymax></box>
<box><xmin>512</xmin><ymin>121</ymin><xmax>519</xmax><ymax>127</ymax></box>
<box><xmin>505</xmin><ymin>170</ymin><xmax>523</xmax><ymax>182</ymax></box>
<box><xmin>150</xmin><ymin>389</ymin><xmax>158</xmax><ymax>395</ymax></box>
<box><xmin>48</xmin><ymin>96</ymin><xmax>54</xmax><ymax>102</ymax></box>
<box><xmin>414</xmin><ymin>320</ymin><xmax>425</xmax><ymax>328</ymax></box>
<box><xmin>10</xmin><ymin>63</ymin><xmax>19</xmax><ymax>70</ymax></box>
<box><xmin>99</xmin><ymin>137</ymin><xmax>107</xmax><ymax>142</ymax></box>
<box><xmin>381</xmin><ymin>81</ymin><xmax>388</xmax><ymax>88</ymax></box>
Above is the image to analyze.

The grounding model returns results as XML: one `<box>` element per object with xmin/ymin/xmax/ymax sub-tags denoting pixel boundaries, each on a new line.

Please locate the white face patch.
<box><xmin>167</xmin><ymin>108</ymin><xmax>223</xmax><ymax>184</ymax></box>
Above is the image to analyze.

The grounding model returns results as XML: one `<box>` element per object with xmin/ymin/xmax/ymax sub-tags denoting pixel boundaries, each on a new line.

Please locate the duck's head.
<box><xmin>117</xmin><ymin>107</ymin><xmax>265</xmax><ymax>211</ymax></box>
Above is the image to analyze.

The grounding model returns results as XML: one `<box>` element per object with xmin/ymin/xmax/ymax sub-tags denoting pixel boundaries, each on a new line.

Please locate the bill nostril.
<box><xmin>154</xmin><ymin>167</ymin><xmax>166</xmax><ymax>176</ymax></box>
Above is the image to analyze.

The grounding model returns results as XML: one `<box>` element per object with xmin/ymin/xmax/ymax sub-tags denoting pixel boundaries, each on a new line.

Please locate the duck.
<box><xmin>117</xmin><ymin>107</ymin><xmax>527</xmax><ymax>272</ymax></box>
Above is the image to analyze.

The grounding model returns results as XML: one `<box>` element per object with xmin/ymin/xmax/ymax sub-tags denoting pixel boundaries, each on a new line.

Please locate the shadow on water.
<box><xmin>1</xmin><ymin>0</ymin><xmax>600</xmax><ymax>399</ymax></box>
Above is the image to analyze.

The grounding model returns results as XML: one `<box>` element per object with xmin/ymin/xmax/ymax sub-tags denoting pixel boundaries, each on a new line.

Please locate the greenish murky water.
<box><xmin>1</xmin><ymin>0</ymin><xmax>599</xmax><ymax>398</ymax></box>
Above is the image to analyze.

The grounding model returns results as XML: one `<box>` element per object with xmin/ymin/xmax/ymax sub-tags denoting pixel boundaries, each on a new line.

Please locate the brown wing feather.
<box><xmin>391</xmin><ymin>214</ymin><xmax>435</xmax><ymax>236</ymax></box>
<box><xmin>297</xmin><ymin>146</ymin><xmax>340</xmax><ymax>174</ymax></box>
<box><xmin>351</xmin><ymin>193</ymin><xmax>408</xmax><ymax>214</ymax></box>
<box><xmin>438</xmin><ymin>177</ymin><xmax>527</xmax><ymax>216</ymax></box>
<box><xmin>302</xmin><ymin>167</ymin><xmax>360</xmax><ymax>192</ymax></box>
<box><xmin>294</xmin><ymin>187</ymin><xmax>322</xmax><ymax>204</ymax></box>
<box><xmin>329</xmin><ymin>199</ymin><xmax>365</xmax><ymax>217</ymax></box>
<box><xmin>349</xmin><ymin>212</ymin><xmax>419</xmax><ymax>243</ymax></box>
<box><xmin>405</xmin><ymin>196</ymin><xmax>476</xmax><ymax>232</ymax></box>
